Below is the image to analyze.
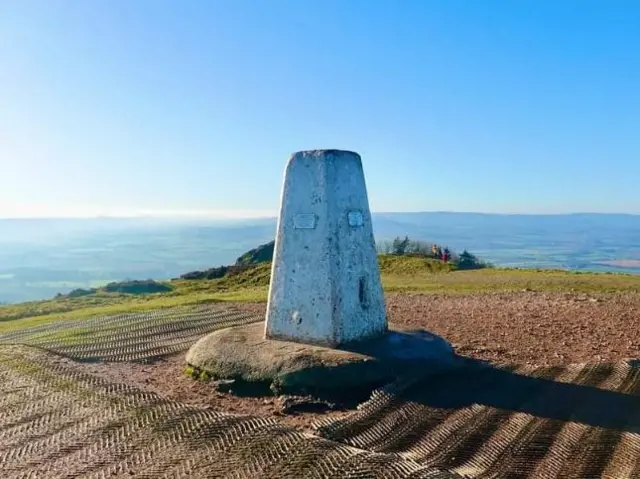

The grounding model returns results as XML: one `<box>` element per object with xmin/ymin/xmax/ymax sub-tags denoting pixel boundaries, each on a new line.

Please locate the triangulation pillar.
<box><xmin>265</xmin><ymin>150</ymin><xmax>387</xmax><ymax>346</ymax></box>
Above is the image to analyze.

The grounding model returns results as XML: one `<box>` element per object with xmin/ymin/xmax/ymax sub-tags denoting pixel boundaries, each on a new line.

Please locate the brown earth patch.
<box><xmin>71</xmin><ymin>352</ymin><xmax>352</xmax><ymax>432</ymax></box>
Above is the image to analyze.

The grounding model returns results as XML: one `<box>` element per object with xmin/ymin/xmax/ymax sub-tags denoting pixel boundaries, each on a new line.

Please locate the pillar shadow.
<box><xmin>337</xmin><ymin>328</ymin><xmax>639</xmax><ymax>433</ymax></box>
<box><xmin>392</xmin><ymin>357</ymin><xmax>639</xmax><ymax>433</ymax></box>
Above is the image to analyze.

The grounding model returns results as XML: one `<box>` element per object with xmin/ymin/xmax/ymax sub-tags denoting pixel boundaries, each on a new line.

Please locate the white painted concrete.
<box><xmin>265</xmin><ymin>150</ymin><xmax>387</xmax><ymax>346</ymax></box>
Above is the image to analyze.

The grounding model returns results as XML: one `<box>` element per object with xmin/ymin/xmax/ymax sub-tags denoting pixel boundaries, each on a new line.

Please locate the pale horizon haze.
<box><xmin>2</xmin><ymin>1</ymin><xmax>639</xmax><ymax>219</ymax></box>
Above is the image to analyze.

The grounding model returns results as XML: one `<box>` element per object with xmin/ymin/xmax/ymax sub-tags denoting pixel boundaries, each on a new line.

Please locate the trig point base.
<box><xmin>265</xmin><ymin>150</ymin><xmax>387</xmax><ymax>347</ymax></box>
<box><xmin>186</xmin><ymin>322</ymin><xmax>456</xmax><ymax>398</ymax></box>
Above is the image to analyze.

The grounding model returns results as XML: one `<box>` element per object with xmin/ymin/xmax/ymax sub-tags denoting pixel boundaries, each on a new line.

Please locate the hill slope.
<box><xmin>1</xmin><ymin>254</ymin><xmax>639</xmax><ymax>333</ymax></box>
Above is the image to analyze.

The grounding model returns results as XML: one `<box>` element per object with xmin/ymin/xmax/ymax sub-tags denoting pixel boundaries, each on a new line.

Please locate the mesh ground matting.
<box><xmin>2</xmin><ymin>306</ymin><xmax>639</xmax><ymax>478</ymax></box>
<box><xmin>0</xmin><ymin>305</ymin><xmax>260</xmax><ymax>362</ymax></box>
<box><xmin>314</xmin><ymin>361</ymin><xmax>640</xmax><ymax>478</ymax></box>
<box><xmin>0</xmin><ymin>345</ymin><xmax>460</xmax><ymax>479</ymax></box>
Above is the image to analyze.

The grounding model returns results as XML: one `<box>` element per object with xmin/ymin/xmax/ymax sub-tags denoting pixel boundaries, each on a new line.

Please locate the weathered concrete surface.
<box><xmin>186</xmin><ymin>322</ymin><xmax>456</xmax><ymax>397</ymax></box>
<box><xmin>265</xmin><ymin>150</ymin><xmax>386</xmax><ymax>347</ymax></box>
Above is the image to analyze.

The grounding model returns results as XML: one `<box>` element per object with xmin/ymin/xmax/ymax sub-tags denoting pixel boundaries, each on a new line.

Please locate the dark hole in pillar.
<box><xmin>359</xmin><ymin>277</ymin><xmax>366</xmax><ymax>307</ymax></box>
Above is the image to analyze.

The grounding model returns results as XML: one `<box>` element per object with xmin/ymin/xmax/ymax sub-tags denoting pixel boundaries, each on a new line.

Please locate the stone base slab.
<box><xmin>186</xmin><ymin>322</ymin><xmax>457</xmax><ymax>398</ymax></box>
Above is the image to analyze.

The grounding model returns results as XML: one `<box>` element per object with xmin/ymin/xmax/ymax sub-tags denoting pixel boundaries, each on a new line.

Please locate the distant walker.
<box><xmin>265</xmin><ymin>150</ymin><xmax>387</xmax><ymax>346</ymax></box>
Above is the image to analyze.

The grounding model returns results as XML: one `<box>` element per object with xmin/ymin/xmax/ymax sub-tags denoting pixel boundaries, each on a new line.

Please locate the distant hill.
<box><xmin>179</xmin><ymin>240</ymin><xmax>276</xmax><ymax>281</ymax></box>
<box><xmin>235</xmin><ymin>241</ymin><xmax>275</xmax><ymax>266</ymax></box>
<box><xmin>57</xmin><ymin>280</ymin><xmax>173</xmax><ymax>299</ymax></box>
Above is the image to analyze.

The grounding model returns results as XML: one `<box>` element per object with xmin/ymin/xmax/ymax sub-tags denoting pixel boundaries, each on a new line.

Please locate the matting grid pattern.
<box><xmin>0</xmin><ymin>306</ymin><xmax>638</xmax><ymax>478</ymax></box>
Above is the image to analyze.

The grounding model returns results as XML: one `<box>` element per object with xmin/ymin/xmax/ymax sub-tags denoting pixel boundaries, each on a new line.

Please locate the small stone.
<box><xmin>212</xmin><ymin>379</ymin><xmax>235</xmax><ymax>393</ymax></box>
<box><xmin>277</xmin><ymin>395</ymin><xmax>336</xmax><ymax>414</ymax></box>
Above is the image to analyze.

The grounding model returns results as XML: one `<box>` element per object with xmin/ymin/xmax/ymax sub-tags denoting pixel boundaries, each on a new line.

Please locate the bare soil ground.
<box><xmin>77</xmin><ymin>354</ymin><xmax>354</xmax><ymax>431</ymax></box>
<box><xmin>236</xmin><ymin>291</ymin><xmax>639</xmax><ymax>365</ymax></box>
<box><xmin>385</xmin><ymin>291</ymin><xmax>639</xmax><ymax>365</ymax></box>
<box><xmin>70</xmin><ymin>291</ymin><xmax>639</xmax><ymax>430</ymax></box>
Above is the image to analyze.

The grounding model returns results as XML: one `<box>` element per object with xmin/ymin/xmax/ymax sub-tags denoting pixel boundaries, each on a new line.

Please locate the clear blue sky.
<box><xmin>1</xmin><ymin>1</ymin><xmax>639</xmax><ymax>218</ymax></box>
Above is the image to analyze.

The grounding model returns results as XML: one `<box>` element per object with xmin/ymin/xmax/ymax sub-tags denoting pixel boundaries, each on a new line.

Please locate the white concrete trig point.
<box><xmin>265</xmin><ymin>150</ymin><xmax>387</xmax><ymax>347</ymax></box>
